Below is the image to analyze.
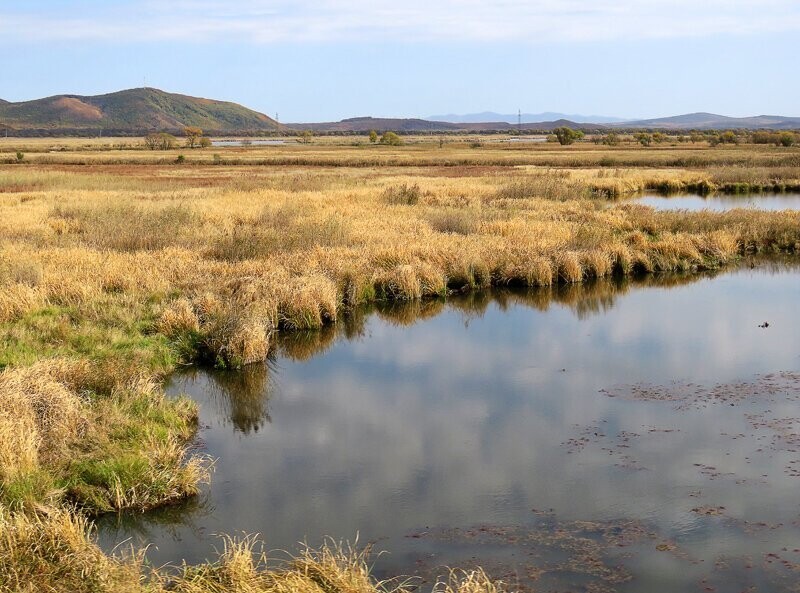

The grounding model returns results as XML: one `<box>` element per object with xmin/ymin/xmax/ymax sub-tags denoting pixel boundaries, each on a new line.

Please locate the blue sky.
<box><xmin>2</xmin><ymin>1</ymin><xmax>799</xmax><ymax>121</ymax></box>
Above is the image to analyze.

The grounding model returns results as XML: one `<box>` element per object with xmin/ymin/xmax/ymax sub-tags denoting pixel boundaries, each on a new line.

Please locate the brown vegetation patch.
<box><xmin>411</xmin><ymin>514</ymin><xmax>687</xmax><ymax>592</ymax></box>
<box><xmin>600</xmin><ymin>372</ymin><xmax>800</xmax><ymax>410</ymax></box>
<box><xmin>51</xmin><ymin>97</ymin><xmax>103</xmax><ymax>121</ymax></box>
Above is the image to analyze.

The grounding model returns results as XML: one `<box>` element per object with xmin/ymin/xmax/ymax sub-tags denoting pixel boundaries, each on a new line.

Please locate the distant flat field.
<box><xmin>1</xmin><ymin>135</ymin><xmax>799</xmax><ymax>169</ymax></box>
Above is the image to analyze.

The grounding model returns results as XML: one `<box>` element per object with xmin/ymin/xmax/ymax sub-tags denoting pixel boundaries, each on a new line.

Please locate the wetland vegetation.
<box><xmin>1</xmin><ymin>135</ymin><xmax>800</xmax><ymax>592</ymax></box>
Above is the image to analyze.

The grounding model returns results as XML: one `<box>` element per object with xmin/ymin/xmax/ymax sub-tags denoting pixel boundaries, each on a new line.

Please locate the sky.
<box><xmin>2</xmin><ymin>1</ymin><xmax>799</xmax><ymax>121</ymax></box>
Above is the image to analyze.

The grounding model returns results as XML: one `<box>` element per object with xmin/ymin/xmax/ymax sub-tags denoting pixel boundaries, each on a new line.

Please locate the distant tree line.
<box><xmin>751</xmin><ymin>131</ymin><xmax>797</xmax><ymax>147</ymax></box>
<box><xmin>144</xmin><ymin>127</ymin><xmax>212</xmax><ymax>150</ymax></box>
<box><xmin>586</xmin><ymin>129</ymin><xmax>798</xmax><ymax>147</ymax></box>
<box><xmin>5</xmin><ymin>125</ymin><xmax>797</xmax><ymax>148</ymax></box>
<box><xmin>143</xmin><ymin>132</ymin><xmax>177</xmax><ymax>150</ymax></box>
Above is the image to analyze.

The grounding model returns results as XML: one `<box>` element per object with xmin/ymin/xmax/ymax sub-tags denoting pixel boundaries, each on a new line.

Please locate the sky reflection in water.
<box><xmin>632</xmin><ymin>192</ymin><xmax>800</xmax><ymax>212</ymax></box>
<box><xmin>98</xmin><ymin>263</ymin><xmax>800</xmax><ymax>592</ymax></box>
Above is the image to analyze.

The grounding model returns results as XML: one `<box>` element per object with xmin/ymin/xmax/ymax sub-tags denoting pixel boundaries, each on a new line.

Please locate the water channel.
<box><xmin>630</xmin><ymin>192</ymin><xmax>800</xmax><ymax>212</ymax></box>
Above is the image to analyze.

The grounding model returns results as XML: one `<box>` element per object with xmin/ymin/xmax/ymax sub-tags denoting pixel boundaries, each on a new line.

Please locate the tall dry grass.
<box><xmin>0</xmin><ymin>507</ymin><xmax>143</xmax><ymax>593</ymax></box>
<box><xmin>0</xmin><ymin>361</ymin><xmax>90</xmax><ymax>484</ymax></box>
<box><xmin>3</xmin><ymin>164</ymin><xmax>798</xmax><ymax>375</ymax></box>
<box><xmin>0</xmin><ymin>508</ymin><xmax>504</xmax><ymax>593</ymax></box>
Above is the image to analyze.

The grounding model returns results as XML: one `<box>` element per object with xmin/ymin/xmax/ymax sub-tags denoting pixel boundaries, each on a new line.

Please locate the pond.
<box><xmin>98</xmin><ymin>261</ymin><xmax>800</xmax><ymax>592</ymax></box>
<box><xmin>210</xmin><ymin>139</ymin><xmax>286</xmax><ymax>147</ymax></box>
<box><xmin>630</xmin><ymin>191</ymin><xmax>800</xmax><ymax>212</ymax></box>
<box><xmin>507</xmin><ymin>136</ymin><xmax>548</xmax><ymax>143</ymax></box>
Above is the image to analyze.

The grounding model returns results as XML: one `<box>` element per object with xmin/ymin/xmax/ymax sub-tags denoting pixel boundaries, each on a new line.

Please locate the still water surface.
<box><xmin>99</xmin><ymin>263</ymin><xmax>800</xmax><ymax>592</ymax></box>
<box><xmin>632</xmin><ymin>192</ymin><xmax>800</xmax><ymax>212</ymax></box>
<box><xmin>210</xmin><ymin>139</ymin><xmax>286</xmax><ymax>147</ymax></box>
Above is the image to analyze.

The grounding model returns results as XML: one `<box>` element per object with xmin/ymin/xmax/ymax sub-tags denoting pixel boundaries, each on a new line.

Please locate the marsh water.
<box><xmin>99</xmin><ymin>262</ymin><xmax>800</xmax><ymax>592</ymax></box>
<box><xmin>210</xmin><ymin>139</ymin><xmax>286</xmax><ymax>147</ymax></box>
<box><xmin>632</xmin><ymin>191</ymin><xmax>800</xmax><ymax>212</ymax></box>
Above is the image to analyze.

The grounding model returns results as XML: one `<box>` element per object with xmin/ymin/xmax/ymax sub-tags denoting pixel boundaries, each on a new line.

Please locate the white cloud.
<box><xmin>2</xmin><ymin>0</ymin><xmax>799</xmax><ymax>43</ymax></box>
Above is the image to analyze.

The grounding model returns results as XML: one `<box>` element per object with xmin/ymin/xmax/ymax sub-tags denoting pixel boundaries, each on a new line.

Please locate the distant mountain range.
<box><xmin>288</xmin><ymin>116</ymin><xmax>609</xmax><ymax>133</ymax></box>
<box><xmin>610</xmin><ymin>112</ymin><xmax>800</xmax><ymax>131</ymax></box>
<box><xmin>289</xmin><ymin>116</ymin><xmax>463</xmax><ymax>133</ymax></box>
<box><xmin>295</xmin><ymin>113</ymin><xmax>800</xmax><ymax>133</ymax></box>
<box><xmin>1</xmin><ymin>88</ymin><xmax>799</xmax><ymax>135</ymax></box>
<box><xmin>428</xmin><ymin>111</ymin><xmax>628</xmax><ymax>124</ymax></box>
<box><xmin>0</xmin><ymin>88</ymin><xmax>282</xmax><ymax>134</ymax></box>
<box><xmin>429</xmin><ymin>111</ymin><xmax>800</xmax><ymax>130</ymax></box>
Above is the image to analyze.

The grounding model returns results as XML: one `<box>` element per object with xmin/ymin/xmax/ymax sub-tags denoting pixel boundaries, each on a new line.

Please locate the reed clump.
<box><xmin>0</xmin><ymin>362</ymin><xmax>90</xmax><ymax>484</ymax></box>
<box><xmin>0</xmin><ymin>507</ymin><xmax>143</xmax><ymax>593</ymax></box>
<box><xmin>427</xmin><ymin>208</ymin><xmax>480</xmax><ymax>235</ymax></box>
<box><xmin>383</xmin><ymin>182</ymin><xmax>422</xmax><ymax>205</ymax></box>
<box><xmin>494</xmin><ymin>173</ymin><xmax>590</xmax><ymax>201</ymax></box>
<box><xmin>0</xmin><ymin>359</ymin><xmax>207</xmax><ymax>514</ymax></box>
<box><xmin>0</xmin><ymin>509</ymin><xmax>503</xmax><ymax>593</ymax></box>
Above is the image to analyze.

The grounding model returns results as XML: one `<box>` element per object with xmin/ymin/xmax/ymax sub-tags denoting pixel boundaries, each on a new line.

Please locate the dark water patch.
<box><xmin>98</xmin><ymin>261</ymin><xmax>800</xmax><ymax>591</ymax></box>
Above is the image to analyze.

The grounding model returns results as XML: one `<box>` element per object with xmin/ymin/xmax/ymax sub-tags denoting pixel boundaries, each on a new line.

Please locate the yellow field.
<box><xmin>1</xmin><ymin>139</ymin><xmax>799</xmax><ymax>592</ymax></box>
<box><xmin>3</xmin><ymin>135</ymin><xmax>800</xmax><ymax>170</ymax></box>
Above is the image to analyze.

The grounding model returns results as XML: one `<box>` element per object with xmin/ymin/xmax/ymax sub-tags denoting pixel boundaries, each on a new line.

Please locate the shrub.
<box><xmin>752</xmin><ymin>131</ymin><xmax>797</xmax><ymax>147</ymax></box>
<box><xmin>379</xmin><ymin>131</ymin><xmax>403</xmax><ymax>146</ymax></box>
<box><xmin>199</xmin><ymin>137</ymin><xmax>212</xmax><ymax>149</ymax></box>
<box><xmin>184</xmin><ymin>126</ymin><xmax>203</xmax><ymax>148</ymax></box>
<box><xmin>15</xmin><ymin>151</ymin><xmax>24</xmax><ymax>162</ymax></box>
<box><xmin>752</xmin><ymin>131</ymin><xmax>778</xmax><ymax>145</ymax></box>
<box><xmin>176</xmin><ymin>154</ymin><xmax>185</xmax><ymax>164</ymax></box>
<box><xmin>779</xmin><ymin>132</ymin><xmax>796</xmax><ymax>147</ymax></box>
<box><xmin>143</xmin><ymin>133</ymin><xmax>177</xmax><ymax>150</ymax></box>
<box><xmin>553</xmin><ymin>127</ymin><xmax>583</xmax><ymax>145</ymax></box>
<box><xmin>383</xmin><ymin>183</ymin><xmax>421</xmax><ymax>205</ymax></box>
